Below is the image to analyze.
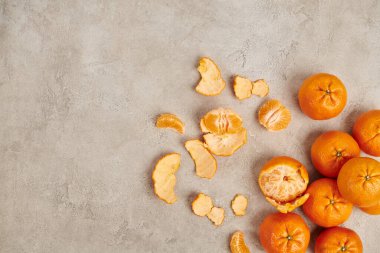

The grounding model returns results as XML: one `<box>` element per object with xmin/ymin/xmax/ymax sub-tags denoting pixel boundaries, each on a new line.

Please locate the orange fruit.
<box><xmin>258</xmin><ymin>100</ymin><xmax>291</xmax><ymax>131</ymax></box>
<box><xmin>230</xmin><ymin>231</ymin><xmax>251</xmax><ymax>253</ymax></box>
<box><xmin>360</xmin><ymin>200</ymin><xmax>380</xmax><ymax>215</ymax></box>
<box><xmin>311</xmin><ymin>131</ymin><xmax>360</xmax><ymax>178</ymax></box>
<box><xmin>195</xmin><ymin>57</ymin><xmax>226</xmax><ymax>96</ymax></box>
<box><xmin>302</xmin><ymin>178</ymin><xmax>353</xmax><ymax>227</ymax></box>
<box><xmin>259</xmin><ymin>212</ymin><xmax>310</xmax><ymax>253</ymax></box>
<box><xmin>258</xmin><ymin>156</ymin><xmax>309</xmax><ymax>213</ymax></box>
<box><xmin>337</xmin><ymin>157</ymin><xmax>380</xmax><ymax>207</ymax></box>
<box><xmin>315</xmin><ymin>227</ymin><xmax>363</xmax><ymax>253</ymax></box>
<box><xmin>152</xmin><ymin>153</ymin><xmax>181</xmax><ymax>204</ymax></box>
<box><xmin>298</xmin><ymin>73</ymin><xmax>347</xmax><ymax>120</ymax></box>
<box><xmin>352</xmin><ymin>110</ymin><xmax>380</xmax><ymax>156</ymax></box>
<box><xmin>156</xmin><ymin>113</ymin><xmax>185</xmax><ymax>134</ymax></box>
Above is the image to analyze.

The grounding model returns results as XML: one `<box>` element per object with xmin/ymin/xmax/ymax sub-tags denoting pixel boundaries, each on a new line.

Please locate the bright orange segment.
<box><xmin>152</xmin><ymin>153</ymin><xmax>181</xmax><ymax>204</ymax></box>
<box><xmin>156</xmin><ymin>113</ymin><xmax>185</xmax><ymax>134</ymax></box>
<box><xmin>230</xmin><ymin>231</ymin><xmax>251</xmax><ymax>253</ymax></box>
<box><xmin>258</xmin><ymin>100</ymin><xmax>291</xmax><ymax>131</ymax></box>
<box><xmin>259</xmin><ymin>156</ymin><xmax>309</xmax><ymax>213</ymax></box>
<box><xmin>196</xmin><ymin>57</ymin><xmax>226</xmax><ymax>96</ymax></box>
<box><xmin>201</xmin><ymin>108</ymin><xmax>243</xmax><ymax>134</ymax></box>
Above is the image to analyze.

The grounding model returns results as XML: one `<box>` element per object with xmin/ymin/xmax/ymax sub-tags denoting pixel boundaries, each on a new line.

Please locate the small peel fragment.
<box><xmin>265</xmin><ymin>193</ymin><xmax>310</xmax><ymax>213</ymax></box>
<box><xmin>252</xmin><ymin>79</ymin><xmax>269</xmax><ymax>97</ymax></box>
<box><xmin>258</xmin><ymin>99</ymin><xmax>291</xmax><ymax>131</ymax></box>
<box><xmin>207</xmin><ymin>206</ymin><xmax>225</xmax><ymax>226</ymax></box>
<box><xmin>192</xmin><ymin>193</ymin><xmax>213</xmax><ymax>217</ymax></box>
<box><xmin>233</xmin><ymin>75</ymin><xmax>269</xmax><ymax>100</ymax></box>
<box><xmin>230</xmin><ymin>231</ymin><xmax>251</xmax><ymax>253</ymax></box>
<box><xmin>195</xmin><ymin>57</ymin><xmax>226</xmax><ymax>96</ymax></box>
<box><xmin>233</xmin><ymin>76</ymin><xmax>253</xmax><ymax>100</ymax></box>
<box><xmin>203</xmin><ymin>128</ymin><xmax>247</xmax><ymax>156</ymax></box>
<box><xmin>156</xmin><ymin>113</ymin><xmax>185</xmax><ymax>134</ymax></box>
<box><xmin>152</xmin><ymin>153</ymin><xmax>181</xmax><ymax>204</ymax></box>
<box><xmin>231</xmin><ymin>194</ymin><xmax>248</xmax><ymax>216</ymax></box>
<box><xmin>185</xmin><ymin>139</ymin><xmax>217</xmax><ymax>179</ymax></box>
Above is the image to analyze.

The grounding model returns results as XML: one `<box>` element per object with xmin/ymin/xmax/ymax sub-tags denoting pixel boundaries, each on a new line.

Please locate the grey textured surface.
<box><xmin>1</xmin><ymin>0</ymin><xmax>380</xmax><ymax>252</ymax></box>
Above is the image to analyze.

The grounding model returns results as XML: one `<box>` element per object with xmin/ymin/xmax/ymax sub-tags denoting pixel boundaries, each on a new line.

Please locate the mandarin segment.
<box><xmin>352</xmin><ymin>110</ymin><xmax>380</xmax><ymax>157</ymax></box>
<box><xmin>259</xmin><ymin>156</ymin><xmax>309</xmax><ymax>213</ymax></box>
<box><xmin>252</xmin><ymin>79</ymin><xmax>269</xmax><ymax>97</ymax></box>
<box><xmin>233</xmin><ymin>75</ymin><xmax>254</xmax><ymax>100</ymax></box>
<box><xmin>207</xmin><ymin>206</ymin><xmax>225</xmax><ymax>226</ymax></box>
<box><xmin>231</xmin><ymin>194</ymin><xmax>248</xmax><ymax>216</ymax></box>
<box><xmin>192</xmin><ymin>193</ymin><xmax>213</xmax><ymax>217</ymax></box>
<box><xmin>258</xmin><ymin>99</ymin><xmax>291</xmax><ymax>131</ymax></box>
<box><xmin>203</xmin><ymin>128</ymin><xmax>247</xmax><ymax>156</ymax></box>
<box><xmin>201</xmin><ymin>108</ymin><xmax>243</xmax><ymax>134</ymax></box>
<box><xmin>195</xmin><ymin>57</ymin><xmax>226</xmax><ymax>96</ymax></box>
<box><xmin>156</xmin><ymin>113</ymin><xmax>185</xmax><ymax>134</ymax></box>
<box><xmin>185</xmin><ymin>139</ymin><xmax>217</xmax><ymax>179</ymax></box>
<box><xmin>230</xmin><ymin>231</ymin><xmax>251</xmax><ymax>253</ymax></box>
<box><xmin>303</xmin><ymin>178</ymin><xmax>353</xmax><ymax>227</ymax></box>
<box><xmin>152</xmin><ymin>153</ymin><xmax>181</xmax><ymax>204</ymax></box>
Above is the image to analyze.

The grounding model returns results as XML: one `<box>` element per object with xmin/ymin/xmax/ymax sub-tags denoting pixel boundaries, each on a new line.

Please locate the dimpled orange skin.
<box><xmin>298</xmin><ymin>73</ymin><xmax>347</xmax><ymax>120</ymax></box>
<box><xmin>315</xmin><ymin>227</ymin><xmax>363</xmax><ymax>253</ymax></box>
<box><xmin>311</xmin><ymin>131</ymin><xmax>360</xmax><ymax>178</ymax></box>
<box><xmin>360</xmin><ymin>200</ymin><xmax>380</xmax><ymax>215</ymax></box>
<box><xmin>352</xmin><ymin>110</ymin><xmax>380</xmax><ymax>157</ymax></box>
<box><xmin>302</xmin><ymin>178</ymin><xmax>353</xmax><ymax>227</ymax></box>
<box><xmin>337</xmin><ymin>157</ymin><xmax>380</xmax><ymax>208</ymax></box>
<box><xmin>259</xmin><ymin>212</ymin><xmax>310</xmax><ymax>253</ymax></box>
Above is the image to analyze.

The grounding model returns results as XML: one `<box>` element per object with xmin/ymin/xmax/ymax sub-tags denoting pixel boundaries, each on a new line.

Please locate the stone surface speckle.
<box><xmin>0</xmin><ymin>1</ymin><xmax>379</xmax><ymax>252</ymax></box>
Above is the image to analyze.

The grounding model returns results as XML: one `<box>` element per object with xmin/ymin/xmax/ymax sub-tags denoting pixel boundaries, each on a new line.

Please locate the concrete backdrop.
<box><xmin>1</xmin><ymin>0</ymin><xmax>379</xmax><ymax>252</ymax></box>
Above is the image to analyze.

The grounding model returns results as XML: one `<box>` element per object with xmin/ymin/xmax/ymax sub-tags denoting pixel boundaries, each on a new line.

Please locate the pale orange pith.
<box><xmin>185</xmin><ymin>139</ymin><xmax>217</xmax><ymax>179</ymax></box>
<box><xmin>233</xmin><ymin>76</ymin><xmax>253</xmax><ymax>100</ymax></box>
<box><xmin>258</xmin><ymin>99</ymin><xmax>291</xmax><ymax>131</ymax></box>
<box><xmin>195</xmin><ymin>57</ymin><xmax>226</xmax><ymax>96</ymax></box>
<box><xmin>192</xmin><ymin>193</ymin><xmax>213</xmax><ymax>217</ymax></box>
<box><xmin>156</xmin><ymin>113</ymin><xmax>185</xmax><ymax>134</ymax></box>
<box><xmin>152</xmin><ymin>153</ymin><xmax>181</xmax><ymax>204</ymax></box>
<box><xmin>252</xmin><ymin>79</ymin><xmax>269</xmax><ymax>97</ymax></box>
<box><xmin>259</xmin><ymin>156</ymin><xmax>309</xmax><ymax>213</ymax></box>
<box><xmin>207</xmin><ymin>206</ymin><xmax>225</xmax><ymax>226</ymax></box>
<box><xmin>201</xmin><ymin>108</ymin><xmax>247</xmax><ymax>156</ymax></box>
<box><xmin>231</xmin><ymin>195</ymin><xmax>248</xmax><ymax>216</ymax></box>
<box><xmin>230</xmin><ymin>231</ymin><xmax>251</xmax><ymax>253</ymax></box>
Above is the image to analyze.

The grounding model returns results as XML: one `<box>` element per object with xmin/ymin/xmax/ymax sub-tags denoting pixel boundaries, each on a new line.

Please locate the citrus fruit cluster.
<box><xmin>151</xmin><ymin>57</ymin><xmax>380</xmax><ymax>252</ymax></box>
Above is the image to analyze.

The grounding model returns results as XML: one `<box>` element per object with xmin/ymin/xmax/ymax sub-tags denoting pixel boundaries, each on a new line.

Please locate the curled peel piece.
<box><xmin>258</xmin><ymin>99</ymin><xmax>291</xmax><ymax>131</ymax></box>
<box><xmin>192</xmin><ymin>193</ymin><xmax>213</xmax><ymax>217</ymax></box>
<box><xmin>156</xmin><ymin>113</ymin><xmax>185</xmax><ymax>134</ymax></box>
<box><xmin>230</xmin><ymin>231</ymin><xmax>251</xmax><ymax>253</ymax></box>
<box><xmin>200</xmin><ymin>108</ymin><xmax>243</xmax><ymax>134</ymax></box>
<box><xmin>196</xmin><ymin>57</ymin><xmax>226</xmax><ymax>96</ymax></box>
<box><xmin>259</xmin><ymin>156</ymin><xmax>309</xmax><ymax>213</ymax></box>
<box><xmin>204</xmin><ymin>129</ymin><xmax>247</xmax><ymax>156</ymax></box>
<box><xmin>231</xmin><ymin>194</ymin><xmax>248</xmax><ymax>216</ymax></box>
<box><xmin>152</xmin><ymin>153</ymin><xmax>181</xmax><ymax>204</ymax></box>
<box><xmin>207</xmin><ymin>206</ymin><xmax>225</xmax><ymax>226</ymax></box>
<box><xmin>266</xmin><ymin>194</ymin><xmax>310</xmax><ymax>214</ymax></box>
<box><xmin>185</xmin><ymin>140</ymin><xmax>217</xmax><ymax>179</ymax></box>
<box><xmin>233</xmin><ymin>76</ymin><xmax>254</xmax><ymax>100</ymax></box>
